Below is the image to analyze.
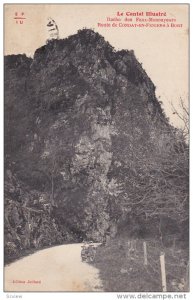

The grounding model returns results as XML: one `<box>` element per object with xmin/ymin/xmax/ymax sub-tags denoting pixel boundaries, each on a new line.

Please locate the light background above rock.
<box><xmin>4</xmin><ymin>4</ymin><xmax>189</xmax><ymax>128</ymax></box>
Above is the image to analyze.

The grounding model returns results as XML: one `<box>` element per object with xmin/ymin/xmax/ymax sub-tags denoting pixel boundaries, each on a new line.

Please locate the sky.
<box><xmin>4</xmin><ymin>4</ymin><xmax>189</xmax><ymax>128</ymax></box>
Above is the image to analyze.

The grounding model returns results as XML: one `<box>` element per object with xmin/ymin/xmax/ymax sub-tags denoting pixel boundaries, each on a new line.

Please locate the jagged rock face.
<box><xmin>5</xmin><ymin>29</ymin><xmax>173</xmax><ymax>259</ymax></box>
<box><xmin>4</xmin><ymin>55</ymin><xmax>32</xmax><ymax>157</ymax></box>
<box><xmin>4</xmin><ymin>169</ymin><xmax>66</xmax><ymax>264</ymax></box>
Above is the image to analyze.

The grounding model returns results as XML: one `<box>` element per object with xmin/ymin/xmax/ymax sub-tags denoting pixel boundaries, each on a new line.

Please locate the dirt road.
<box><xmin>4</xmin><ymin>243</ymin><xmax>103</xmax><ymax>292</ymax></box>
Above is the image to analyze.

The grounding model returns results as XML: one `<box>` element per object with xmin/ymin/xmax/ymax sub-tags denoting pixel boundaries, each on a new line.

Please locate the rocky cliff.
<box><xmin>4</xmin><ymin>29</ymin><xmax>188</xmax><ymax>263</ymax></box>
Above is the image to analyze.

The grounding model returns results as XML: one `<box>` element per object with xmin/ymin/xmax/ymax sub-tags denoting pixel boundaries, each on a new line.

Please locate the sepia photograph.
<box><xmin>3</xmin><ymin>3</ymin><xmax>189</xmax><ymax>295</ymax></box>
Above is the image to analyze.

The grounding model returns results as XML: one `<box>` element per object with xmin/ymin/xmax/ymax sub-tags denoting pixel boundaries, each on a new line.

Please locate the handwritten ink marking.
<box><xmin>14</xmin><ymin>12</ymin><xmax>26</xmax><ymax>24</ymax></box>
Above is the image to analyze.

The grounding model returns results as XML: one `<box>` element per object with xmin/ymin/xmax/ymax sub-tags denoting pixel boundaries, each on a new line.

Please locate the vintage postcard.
<box><xmin>4</xmin><ymin>3</ymin><xmax>189</xmax><ymax>295</ymax></box>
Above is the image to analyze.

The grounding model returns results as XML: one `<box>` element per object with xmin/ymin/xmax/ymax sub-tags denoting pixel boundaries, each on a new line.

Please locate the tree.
<box><xmin>171</xmin><ymin>97</ymin><xmax>189</xmax><ymax>141</ymax></box>
<box><xmin>107</xmin><ymin>94</ymin><xmax>189</xmax><ymax>241</ymax></box>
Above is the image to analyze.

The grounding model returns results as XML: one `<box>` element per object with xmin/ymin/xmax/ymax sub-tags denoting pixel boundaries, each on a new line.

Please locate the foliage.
<box><xmin>94</xmin><ymin>237</ymin><xmax>189</xmax><ymax>292</ymax></box>
<box><xmin>4</xmin><ymin>29</ymin><xmax>189</xmax><ymax>264</ymax></box>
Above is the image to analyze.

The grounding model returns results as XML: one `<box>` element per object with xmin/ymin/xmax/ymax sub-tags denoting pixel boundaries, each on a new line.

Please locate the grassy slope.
<box><xmin>93</xmin><ymin>237</ymin><xmax>188</xmax><ymax>292</ymax></box>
